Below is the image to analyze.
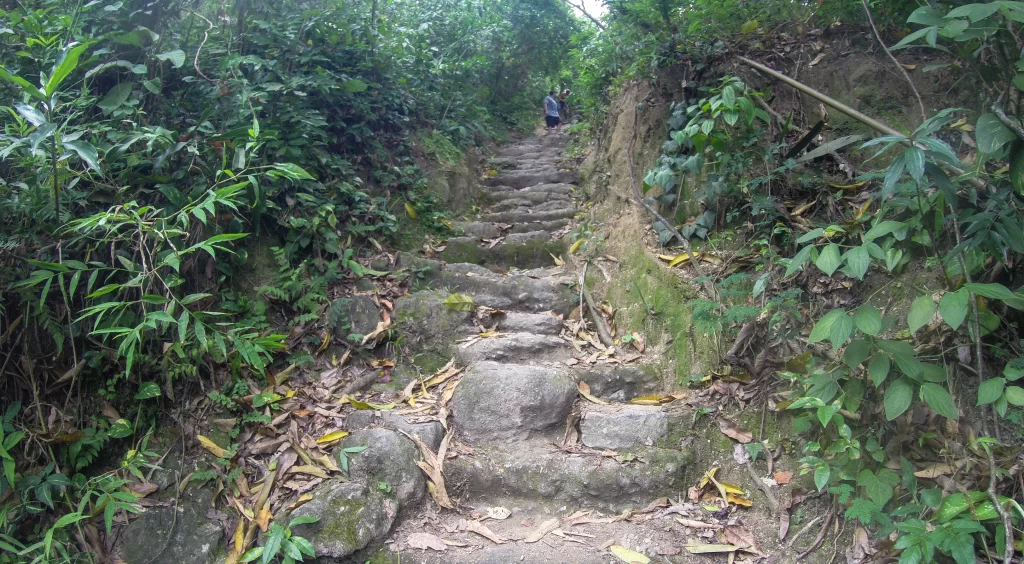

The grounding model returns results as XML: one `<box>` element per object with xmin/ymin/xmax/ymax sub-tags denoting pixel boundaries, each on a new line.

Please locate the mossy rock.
<box><xmin>120</xmin><ymin>487</ymin><xmax>223</xmax><ymax>564</ymax></box>
<box><xmin>440</xmin><ymin>237</ymin><xmax>568</xmax><ymax>270</ymax></box>
<box><xmin>290</xmin><ymin>480</ymin><xmax>397</xmax><ymax>559</ymax></box>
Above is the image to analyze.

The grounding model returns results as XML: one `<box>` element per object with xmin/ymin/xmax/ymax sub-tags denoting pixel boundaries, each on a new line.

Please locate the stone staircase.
<box><xmin>335</xmin><ymin>133</ymin><xmax>702</xmax><ymax>563</ymax></box>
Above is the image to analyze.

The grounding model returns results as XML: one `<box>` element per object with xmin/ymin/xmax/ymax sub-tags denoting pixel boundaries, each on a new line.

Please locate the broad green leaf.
<box><xmin>1006</xmin><ymin>386</ymin><xmax>1024</xmax><ymax>406</ymax></box>
<box><xmin>442</xmin><ymin>293</ymin><xmax>475</xmax><ymax>312</ymax></box>
<box><xmin>342</xmin><ymin>79</ymin><xmax>369</xmax><ymax>93</ymax></box>
<box><xmin>814</xmin><ymin>243</ymin><xmax>841</xmax><ymax>276</ymax></box>
<box><xmin>853</xmin><ymin>304</ymin><xmax>882</xmax><ymax>336</ymax></box>
<box><xmin>814</xmin><ymin>464</ymin><xmax>830</xmax><ymax>491</ymax></box>
<box><xmin>808</xmin><ymin>309</ymin><xmax>846</xmax><ymax>345</ymax></box>
<box><xmin>97</xmin><ymin>82</ymin><xmax>134</xmax><ymax>114</ymax></box>
<box><xmin>868</xmin><ymin>354</ymin><xmax>891</xmax><ymax>387</ymax></box>
<box><xmin>864</xmin><ymin>220</ymin><xmax>907</xmax><ymax>242</ymax></box>
<box><xmin>784</xmin><ymin>245</ymin><xmax>814</xmax><ymax>277</ymax></box>
<box><xmin>830</xmin><ymin>314</ymin><xmax>854</xmax><ymax>349</ymax></box>
<box><xmin>857</xmin><ymin>469</ymin><xmax>894</xmax><ymax>506</ymax></box>
<box><xmin>14</xmin><ymin>103</ymin><xmax>47</xmax><ymax>126</ymax></box>
<box><xmin>907</xmin><ymin>294</ymin><xmax>936</xmax><ymax>334</ymax></box>
<box><xmin>842</xmin><ymin>246</ymin><xmax>870</xmax><ymax>280</ymax></box>
<box><xmin>240</xmin><ymin>547</ymin><xmax>264</xmax><ymax>563</ymax></box>
<box><xmin>1005</xmin><ymin>358</ymin><xmax>1024</xmax><ymax>381</ymax></box>
<box><xmin>270</xmin><ymin>162</ymin><xmax>316</xmax><ymax>180</ymax></box>
<box><xmin>977</xmin><ymin>378</ymin><xmax>1005</xmax><ymax>405</ymax></box>
<box><xmin>0</xmin><ymin>67</ymin><xmax>46</xmax><ymax>101</ymax></box>
<box><xmin>134</xmin><ymin>381</ymin><xmax>161</xmax><ymax>400</ymax></box>
<box><xmin>62</xmin><ymin>140</ymin><xmax>102</xmax><ymax>172</ymax></box>
<box><xmin>155</xmin><ymin>49</ymin><xmax>186</xmax><ymax>68</ymax></box>
<box><xmin>884</xmin><ymin>377</ymin><xmax>914</xmax><ymax>420</ymax></box>
<box><xmin>904</xmin><ymin>146</ymin><xmax>925</xmax><ymax>183</ymax></box>
<box><xmin>796</xmin><ymin>228</ymin><xmax>824</xmax><ymax>244</ymax></box>
<box><xmin>109</xmin><ymin>418</ymin><xmax>133</xmax><ymax>438</ymax></box>
<box><xmin>964</xmin><ymin>282</ymin><xmax>1024</xmax><ymax>309</ymax></box>
<box><xmin>939</xmin><ymin>289</ymin><xmax>969</xmax><ymax>330</ymax></box>
<box><xmin>976</xmin><ymin>113</ymin><xmax>1016</xmax><ymax>154</ymax></box>
<box><xmin>46</xmin><ymin>43</ymin><xmax>90</xmax><ymax>97</ymax></box>
<box><xmin>844</xmin><ymin>338</ymin><xmax>871</xmax><ymax>368</ymax></box>
<box><xmin>920</xmin><ymin>382</ymin><xmax>958</xmax><ymax>419</ymax></box>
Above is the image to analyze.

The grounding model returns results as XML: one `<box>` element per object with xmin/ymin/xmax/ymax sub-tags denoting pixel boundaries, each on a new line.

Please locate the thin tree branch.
<box><xmin>562</xmin><ymin>0</ymin><xmax>606</xmax><ymax>30</ymax></box>
<box><xmin>860</xmin><ymin>0</ymin><xmax>927</xmax><ymax>123</ymax></box>
<box><xmin>991</xmin><ymin>104</ymin><xmax>1024</xmax><ymax>141</ymax></box>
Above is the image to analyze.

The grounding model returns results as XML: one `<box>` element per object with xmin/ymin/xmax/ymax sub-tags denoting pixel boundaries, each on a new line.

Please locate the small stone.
<box><xmin>291</xmin><ymin>480</ymin><xmax>396</xmax><ymax>559</ymax></box>
<box><xmin>580</xmin><ymin>405</ymin><xmax>668</xmax><ymax>450</ymax></box>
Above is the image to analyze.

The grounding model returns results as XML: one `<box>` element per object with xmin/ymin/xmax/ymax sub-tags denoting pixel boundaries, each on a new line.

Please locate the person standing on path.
<box><xmin>558</xmin><ymin>89</ymin><xmax>571</xmax><ymax>127</ymax></box>
<box><xmin>544</xmin><ymin>89</ymin><xmax>561</xmax><ymax>132</ymax></box>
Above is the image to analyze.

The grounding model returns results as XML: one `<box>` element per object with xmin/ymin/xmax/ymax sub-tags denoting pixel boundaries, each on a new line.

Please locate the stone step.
<box><xmin>486</xmin><ymin>170</ymin><xmax>576</xmax><ymax>189</ymax></box>
<box><xmin>444</xmin><ymin>437</ymin><xmax>692</xmax><ymax>512</ymax></box>
<box><xmin>452</xmin><ymin>361</ymin><xmax>575</xmax><ymax>442</ymax></box>
<box><xmin>575</xmin><ymin>364</ymin><xmax>663</xmax><ymax>402</ymax></box>
<box><xmin>488</xmin><ymin>195</ymin><xmax>571</xmax><ymax>213</ymax></box>
<box><xmin>394</xmin><ymin>258</ymin><xmax>576</xmax><ymax>314</ymax></box>
<box><xmin>489</xmin><ymin>155</ymin><xmax>559</xmax><ymax>167</ymax></box>
<box><xmin>441</xmin><ymin>232</ymin><xmax>567</xmax><ymax>270</ymax></box>
<box><xmin>478</xmin><ymin>208</ymin><xmax>576</xmax><ymax>224</ymax></box>
<box><xmin>455</xmin><ymin>219</ymin><xmax>570</xmax><ymax>238</ymax></box>
<box><xmin>495</xmin><ymin>311</ymin><xmax>563</xmax><ymax>334</ymax></box>
<box><xmin>483</xmin><ymin>189</ymin><xmax>571</xmax><ymax>204</ymax></box>
<box><xmin>455</xmin><ymin>332</ymin><xmax>568</xmax><ymax>365</ymax></box>
<box><xmin>485</xmin><ymin>182</ymin><xmax>575</xmax><ymax>195</ymax></box>
<box><xmin>580</xmin><ymin>404</ymin><xmax>668</xmax><ymax>450</ymax></box>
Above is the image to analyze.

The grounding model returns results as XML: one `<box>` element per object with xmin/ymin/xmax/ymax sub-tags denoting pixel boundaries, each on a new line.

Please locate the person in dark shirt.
<box><xmin>544</xmin><ymin>90</ymin><xmax>561</xmax><ymax>132</ymax></box>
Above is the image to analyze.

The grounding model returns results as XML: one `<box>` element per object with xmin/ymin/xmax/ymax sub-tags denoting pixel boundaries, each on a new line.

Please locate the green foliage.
<box><xmin>240</xmin><ymin>516</ymin><xmax>318</xmax><ymax>564</ymax></box>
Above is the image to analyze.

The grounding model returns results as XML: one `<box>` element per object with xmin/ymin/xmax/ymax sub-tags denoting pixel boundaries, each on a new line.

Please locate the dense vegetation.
<box><xmin>0</xmin><ymin>0</ymin><xmax>577</xmax><ymax>560</ymax></box>
<box><xmin>564</xmin><ymin>1</ymin><xmax>1024</xmax><ymax>563</ymax></box>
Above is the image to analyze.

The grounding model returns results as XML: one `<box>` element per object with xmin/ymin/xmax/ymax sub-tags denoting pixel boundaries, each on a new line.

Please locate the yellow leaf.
<box><xmin>317</xmin><ymin>454</ymin><xmax>341</xmax><ymax>473</ymax></box>
<box><xmin>232</xmin><ymin>517</ymin><xmax>246</xmax><ymax>553</ymax></box>
<box><xmin>726</xmin><ymin>493</ymin><xmax>752</xmax><ymax>507</ymax></box>
<box><xmin>197</xmin><ymin>435</ymin><xmax>232</xmax><ymax>459</ymax></box>
<box><xmin>657</xmin><ymin>254</ymin><xmax>676</xmax><ymax>262</ymax></box>
<box><xmin>610</xmin><ymin>545</ymin><xmax>651</xmax><ymax>563</ymax></box>
<box><xmin>287</xmin><ymin>493</ymin><xmax>314</xmax><ymax>511</ymax></box>
<box><xmin>740</xmin><ymin>19</ymin><xmax>759</xmax><ymax>34</ymax></box>
<box><xmin>350</xmin><ymin>400</ymin><xmax>395</xmax><ymax>410</ymax></box>
<box><xmin>686</xmin><ymin>543</ymin><xmax>741</xmax><ymax>554</ymax></box>
<box><xmin>316</xmin><ymin>331</ymin><xmax>331</xmax><ymax>354</ymax></box>
<box><xmin>669</xmin><ymin>252</ymin><xmax>696</xmax><ymax>267</ymax></box>
<box><xmin>405</xmin><ymin>202</ymin><xmax>417</xmax><ymax>219</ymax></box>
<box><xmin>720</xmin><ymin>482</ymin><xmax>745</xmax><ymax>495</ymax></box>
<box><xmin>255</xmin><ymin>504</ymin><xmax>272</xmax><ymax>532</ymax></box>
<box><xmin>569</xmin><ymin>239</ymin><xmax>584</xmax><ymax>254</ymax></box>
<box><xmin>550</xmin><ymin>253</ymin><xmax>564</xmax><ymax>266</ymax></box>
<box><xmin>829</xmin><ymin>181</ymin><xmax>866</xmax><ymax>190</ymax></box>
<box><xmin>316</xmin><ymin>430</ymin><xmax>350</xmax><ymax>445</ymax></box>
<box><xmin>698</xmin><ymin>466</ymin><xmax>719</xmax><ymax>489</ymax></box>
<box><xmin>577</xmin><ymin>381</ymin><xmax>609</xmax><ymax>405</ymax></box>
<box><xmin>289</xmin><ymin>465</ymin><xmax>330</xmax><ymax>478</ymax></box>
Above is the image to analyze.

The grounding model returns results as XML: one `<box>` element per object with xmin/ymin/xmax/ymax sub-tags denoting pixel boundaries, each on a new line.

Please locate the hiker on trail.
<box><xmin>558</xmin><ymin>89</ymin><xmax>571</xmax><ymax>125</ymax></box>
<box><xmin>544</xmin><ymin>89</ymin><xmax>561</xmax><ymax>131</ymax></box>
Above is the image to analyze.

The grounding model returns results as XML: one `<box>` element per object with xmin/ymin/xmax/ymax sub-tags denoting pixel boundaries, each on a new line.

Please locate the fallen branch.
<box><xmin>583</xmin><ymin>285</ymin><xmax>615</xmax><ymax>347</ymax></box>
<box><xmin>744</xmin><ymin>460</ymin><xmax>779</xmax><ymax>513</ymax></box>
<box><xmin>737</xmin><ymin>56</ymin><xmax>988</xmax><ymax>191</ymax></box>
<box><xmin>991</xmin><ymin>104</ymin><xmax>1024</xmax><ymax>142</ymax></box>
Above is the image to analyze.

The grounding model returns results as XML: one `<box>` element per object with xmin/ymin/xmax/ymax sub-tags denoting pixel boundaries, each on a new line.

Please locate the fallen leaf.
<box><xmin>360</xmin><ymin>319</ymin><xmax>392</xmax><ymax>345</ymax></box>
<box><xmin>127</xmin><ymin>482</ymin><xmax>159</xmax><ymax>497</ymax></box>
<box><xmin>609</xmin><ymin>545</ymin><xmax>651</xmax><ymax>564</ymax></box>
<box><xmin>914</xmin><ymin>461</ymin><xmax>960</xmax><ymax>479</ymax></box>
<box><xmin>808</xmin><ymin>52</ymin><xmax>825</xmax><ymax>66</ymax></box>
<box><xmin>569</xmin><ymin>239</ymin><xmax>584</xmax><ymax>254</ymax></box>
<box><xmin>197</xmin><ymin>435</ymin><xmax>232</xmax><ymax>459</ymax></box>
<box><xmin>486</xmin><ymin>507</ymin><xmax>512</xmax><ymax>520</ymax></box>
<box><xmin>685</xmin><ymin>543</ymin><xmax>741</xmax><ymax>554</ymax></box>
<box><xmin>550</xmin><ymin>253</ymin><xmax>564</xmax><ymax>266</ymax></box>
<box><xmin>524</xmin><ymin>518</ymin><xmax>559</xmax><ymax>542</ymax></box>
<box><xmin>463</xmin><ymin>519</ymin><xmax>505</xmax><ymax>544</ymax></box>
<box><xmin>675</xmin><ymin>517</ymin><xmax>723</xmax><ymax>530</ymax></box>
<box><xmin>287</xmin><ymin>493</ymin><xmax>314</xmax><ymax>511</ymax></box>
<box><xmin>578</xmin><ymin>381</ymin><xmax>608</xmax><ymax>405</ymax></box>
<box><xmin>442</xmin><ymin>293</ymin><xmax>476</xmax><ymax>311</ymax></box>
<box><xmin>773</xmin><ymin>471</ymin><xmax>792</xmax><ymax>485</ymax></box>
<box><xmin>289</xmin><ymin>465</ymin><xmax>329</xmax><ymax>479</ymax></box>
<box><xmin>724</xmin><ymin>525</ymin><xmax>762</xmax><ymax>555</ymax></box>
<box><xmin>718</xmin><ymin>419</ymin><xmax>753</xmax><ymax>443</ymax></box>
<box><xmin>255</xmin><ymin>504</ymin><xmax>272</xmax><ymax>532</ymax></box>
<box><xmin>406</xmin><ymin>532</ymin><xmax>446</xmax><ymax>551</ymax></box>
<box><xmin>315</xmin><ymin>430</ymin><xmax>349</xmax><ymax>445</ymax></box>
<box><xmin>726</xmin><ymin>493</ymin><xmax>752</xmax><ymax>507</ymax></box>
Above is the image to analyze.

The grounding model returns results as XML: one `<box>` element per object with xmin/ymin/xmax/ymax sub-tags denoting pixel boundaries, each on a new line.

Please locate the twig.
<box><xmin>786</xmin><ymin>514</ymin><xmax>824</xmax><ymax>548</ymax></box>
<box><xmin>795</xmin><ymin>506</ymin><xmax>834</xmax><ymax>559</ymax></box>
<box><xmin>744</xmin><ymin>460</ymin><xmax>779</xmax><ymax>512</ymax></box>
<box><xmin>860</xmin><ymin>0</ymin><xmax>926</xmax><ymax>122</ymax></box>
<box><xmin>627</xmin><ymin>90</ymin><xmax>717</xmax><ymax>298</ymax></box>
<box><xmin>986</xmin><ymin>448</ymin><xmax>1015</xmax><ymax>564</ymax></box>
<box><xmin>561</xmin><ymin>0</ymin><xmax>605</xmax><ymax>30</ymax></box>
<box><xmin>190</xmin><ymin>11</ymin><xmax>215</xmax><ymax>83</ymax></box>
<box><xmin>991</xmin><ymin>104</ymin><xmax>1024</xmax><ymax>141</ymax></box>
<box><xmin>580</xmin><ymin>262</ymin><xmax>614</xmax><ymax>347</ymax></box>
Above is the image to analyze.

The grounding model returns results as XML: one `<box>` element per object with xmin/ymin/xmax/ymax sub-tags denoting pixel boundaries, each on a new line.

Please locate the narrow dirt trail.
<box><xmin>347</xmin><ymin>133</ymin><xmax>728</xmax><ymax>563</ymax></box>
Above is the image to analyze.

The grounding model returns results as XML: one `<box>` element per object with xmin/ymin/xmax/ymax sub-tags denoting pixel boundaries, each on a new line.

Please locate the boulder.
<box><xmin>393</xmin><ymin>290</ymin><xmax>474</xmax><ymax>359</ymax></box>
<box><xmin>452</xmin><ymin>361</ymin><xmax>575</xmax><ymax>441</ymax></box>
<box><xmin>290</xmin><ymin>480</ymin><xmax>397</xmax><ymax>559</ymax></box>
<box><xmin>120</xmin><ymin>487</ymin><xmax>222</xmax><ymax>564</ymax></box>
<box><xmin>580</xmin><ymin>405</ymin><xmax>668</xmax><ymax>450</ymax></box>
<box><xmin>345</xmin><ymin>411</ymin><xmax>446</xmax><ymax>451</ymax></box>
<box><xmin>340</xmin><ymin>429</ymin><xmax>426</xmax><ymax>509</ymax></box>
<box><xmin>331</xmin><ymin>295</ymin><xmax>381</xmax><ymax>341</ymax></box>
<box><xmin>576</xmin><ymin>364</ymin><xmax>662</xmax><ymax>401</ymax></box>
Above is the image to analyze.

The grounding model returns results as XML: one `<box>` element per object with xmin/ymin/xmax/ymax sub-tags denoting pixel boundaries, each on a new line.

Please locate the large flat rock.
<box><xmin>291</xmin><ymin>480</ymin><xmax>397</xmax><ymax>559</ymax></box>
<box><xmin>452</xmin><ymin>361</ymin><xmax>575</xmax><ymax>441</ymax></box>
<box><xmin>455</xmin><ymin>332</ymin><xmax>568</xmax><ymax>364</ymax></box>
<box><xmin>580</xmin><ymin>405</ymin><xmax>668</xmax><ymax>450</ymax></box>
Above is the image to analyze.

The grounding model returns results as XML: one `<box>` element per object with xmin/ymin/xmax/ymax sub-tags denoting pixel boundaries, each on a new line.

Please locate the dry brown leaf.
<box><xmin>406</xmin><ymin>532</ymin><xmax>447</xmax><ymax>551</ymax></box>
<box><xmin>289</xmin><ymin>465</ymin><xmax>329</xmax><ymax>479</ymax></box>
<box><xmin>718</xmin><ymin>419</ymin><xmax>753</xmax><ymax>443</ymax></box>
<box><xmin>675</xmin><ymin>517</ymin><xmax>723</xmax><ymax>530</ymax></box>
<box><xmin>524</xmin><ymin>518</ymin><xmax>559</xmax><ymax>543</ymax></box>
<box><xmin>486</xmin><ymin>507</ymin><xmax>512</xmax><ymax>520</ymax></box>
<box><xmin>724</xmin><ymin>525</ymin><xmax>763</xmax><ymax>555</ymax></box>
<box><xmin>577</xmin><ymin>381</ymin><xmax>608</xmax><ymax>405</ymax></box>
<box><xmin>808</xmin><ymin>52</ymin><xmax>825</xmax><ymax>66</ymax></box>
<box><xmin>255</xmin><ymin>504</ymin><xmax>272</xmax><ymax>532</ymax></box>
<box><xmin>400</xmin><ymin>429</ymin><xmax>455</xmax><ymax>509</ymax></box>
<box><xmin>127</xmin><ymin>482</ymin><xmax>159</xmax><ymax>497</ymax></box>
<box><xmin>913</xmin><ymin>461</ymin><xmax>961</xmax><ymax>479</ymax></box>
<box><xmin>463</xmin><ymin>519</ymin><xmax>506</xmax><ymax>544</ymax></box>
<box><xmin>773</xmin><ymin>471</ymin><xmax>792</xmax><ymax>485</ymax></box>
<box><xmin>685</xmin><ymin>543</ymin><xmax>741</xmax><ymax>554</ymax></box>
